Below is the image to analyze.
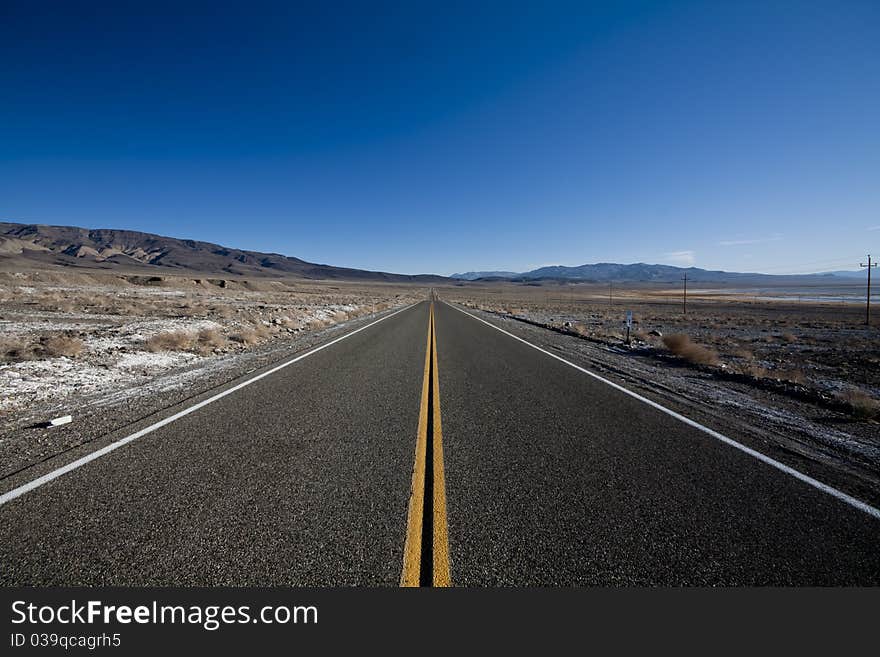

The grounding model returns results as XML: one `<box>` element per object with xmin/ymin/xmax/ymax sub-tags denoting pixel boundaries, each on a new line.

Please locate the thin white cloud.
<box><xmin>868</xmin><ymin>225</ymin><xmax>880</xmax><ymax>231</ymax></box>
<box><xmin>663</xmin><ymin>250</ymin><xmax>695</xmax><ymax>266</ymax></box>
<box><xmin>718</xmin><ymin>234</ymin><xmax>782</xmax><ymax>246</ymax></box>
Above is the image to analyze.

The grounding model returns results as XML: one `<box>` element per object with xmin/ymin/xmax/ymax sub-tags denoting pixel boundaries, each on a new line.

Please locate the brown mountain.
<box><xmin>0</xmin><ymin>222</ymin><xmax>446</xmax><ymax>282</ymax></box>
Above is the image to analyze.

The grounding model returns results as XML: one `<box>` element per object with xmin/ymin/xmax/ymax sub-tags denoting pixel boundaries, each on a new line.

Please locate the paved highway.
<box><xmin>1</xmin><ymin>298</ymin><xmax>878</xmax><ymax>585</ymax></box>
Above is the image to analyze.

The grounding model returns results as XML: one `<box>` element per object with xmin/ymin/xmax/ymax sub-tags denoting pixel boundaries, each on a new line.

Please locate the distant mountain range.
<box><xmin>452</xmin><ymin>263</ymin><xmax>866</xmax><ymax>284</ymax></box>
<box><xmin>818</xmin><ymin>270</ymin><xmax>867</xmax><ymax>279</ymax></box>
<box><xmin>0</xmin><ymin>222</ymin><xmax>446</xmax><ymax>283</ymax></box>
<box><xmin>2</xmin><ymin>221</ymin><xmax>865</xmax><ymax>285</ymax></box>
<box><xmin>450</xmin><ymin>271</ymin><xmax>521</xmax><ymax>280</ymax></box>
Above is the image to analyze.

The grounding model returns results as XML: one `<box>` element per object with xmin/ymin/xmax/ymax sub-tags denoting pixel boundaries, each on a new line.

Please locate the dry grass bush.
<box><xmin>229</xmin><ymin>325</ymin><xmax>270</xmax><ymax>346</ymax></box>
<box><xmin>228</xmin><ymin>330</ymin><xmax>255</xmax><ymax>345</ymax></box>
<box><xmin>837</xmin><ymin>389</ymin><xmax>880</xmax><ymax>420</ymax></box>
<box><xmin>117</xmin><ymin>299</ymin><xmax>149</xmax><ymax>317</ymax></box>
<box><xmin>36</xmin><ymin>292</ymin><xmax>62</xmax><ymax>308</ymax></box>
<box><xmin>1</xmin><ymin>335</ymin><xmax>85</xmax><ymax>361</ymax></box>
<box><xmin>781</xmin><ymin>332</ymin><xmax>797</xmax><ymax>343</ymax></box>
<box><xmin>41</xmin><ymin>335</ymin><xmax>84</xmax><ymax>358</ymax></box>
<box><xmin>105</xmin><ymin>302</ymin><xmax>130</xmax><ymax>315</ymax></box>
<box><xmin>662</xmin><ymin>333</ymin><xmax>720</xmax><ymax>366</ymax></box>
<box><xmin>251</xmin><ymin>322</ymin><xmax>272</xmax><ymax>337</ymax></box>
<box><xmin>738</xmin><ymin>363</ymin><xmax>768</xmax><ymax>378</ymax></box>
<box><xmin>134</xmin><ymin>300</ymin><xmax>155</xmax><ymax>315</ymax></box>
<box><xmin>196</xmin><ymin>327</ymin><xmax>221</xmax><ymax>344</ymax></box>
<box><xmin>146</xmin><ymin>330</ymin><xmax>194</xmax><ymax>352</ymax></box>
<box><xmin>210</xmin><ymin>305</ymin><xmax>236</xmax><ymax>319</ymax></box>
<box><xmin>0</xmin><ymin>336</ymin><xmax>34</xmax><ymax>363</ymax></box>
<box><xmin>193</xmin><ymin>328</ymin><xmax>226</xmax><ymax>355</ymax></box>
<box><xmin>30</xmin><ymin>291</ymin><xmax>74</xmax><ymax>313</ymax></box>
<box><xmin>775</xmin><ymin>368</ymin><xmax>807</xmax><ymax>385</ymax></box>
<box><xmin>661</xmin><ymin>333</ymin><xmax>688</xmax><ymax>352</ymax></box>
<box><xmin>188</xmin><ymin>303</ymin><xmax>211</xmax><ymax>317</ymax></box>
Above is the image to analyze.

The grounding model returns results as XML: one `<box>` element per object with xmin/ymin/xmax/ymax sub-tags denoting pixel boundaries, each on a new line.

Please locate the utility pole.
<box><xmin>682</xmin><ymin>273</ymin><xmax>688</xmax><ymax>315</ymax></box>
<box><xmin>861</xmin><ymin>255</ymin><xmax>877</xmax><ymax>326</ymax></box>
<box><xmin>609</xmin><ymin>281</ymin><xmax>613</xmax><ymax>307</ymax></box>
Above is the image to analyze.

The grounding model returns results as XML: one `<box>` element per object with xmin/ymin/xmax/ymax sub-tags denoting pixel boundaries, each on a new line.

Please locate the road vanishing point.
<box><xmin>1</xmin><ymin>293</ymin><xmax>878</xmax><ymax>586</ymax></box>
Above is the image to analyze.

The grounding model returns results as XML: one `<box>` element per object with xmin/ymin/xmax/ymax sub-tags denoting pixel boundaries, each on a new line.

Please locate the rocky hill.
<box><xmin>0</xmin><ymin>222</ymin><xmax>446</xmax><ymax>283</ymax></box>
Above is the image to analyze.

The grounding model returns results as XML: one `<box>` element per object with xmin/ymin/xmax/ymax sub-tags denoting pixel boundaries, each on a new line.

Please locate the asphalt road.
<box><xmin>434</xmin><ymin>302</ymin><xmax>879</xmax><ymax>585</ymax></box>
<box><xmin>1</xmin><ymin>299</ymin><xmax>878</xmax><ymax>585</ymax></box>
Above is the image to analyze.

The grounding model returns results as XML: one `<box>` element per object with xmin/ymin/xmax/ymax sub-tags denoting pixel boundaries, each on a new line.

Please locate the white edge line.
<box><xmin>445</xmin><ymin>302</ymin><xmax>880</xmax><ymax>521</ymax></box>
<box><xmin>0</xmin><ymin>302</ymin><xmax>420</xmax><ymax>507</ymax></box>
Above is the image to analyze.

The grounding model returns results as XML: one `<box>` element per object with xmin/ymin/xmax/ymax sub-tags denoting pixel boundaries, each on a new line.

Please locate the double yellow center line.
<box><xmin>401</xmin><ymin>301</ymin><xmax>451</xmax><ymax>587</ymax></box>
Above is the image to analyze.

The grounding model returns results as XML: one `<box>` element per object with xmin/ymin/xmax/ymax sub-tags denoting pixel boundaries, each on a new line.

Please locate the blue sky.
<box><xmin>2</xmin><ymin>1</ymin><xmax>878</xmax><ymax>275</ymax></box>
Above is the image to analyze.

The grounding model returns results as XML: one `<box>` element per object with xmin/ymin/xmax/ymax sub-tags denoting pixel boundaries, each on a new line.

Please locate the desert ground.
<box><xmin>444</xmin><ymin>280</ymin><xmax>879</xmax><ymax>397</ymax></box>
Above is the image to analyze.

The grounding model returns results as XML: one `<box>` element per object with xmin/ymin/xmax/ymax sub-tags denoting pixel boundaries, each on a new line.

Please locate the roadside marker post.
<box><xmin>625</xmin><ymin>310</ymin><xmax>633</xmax><ymax>345</ymax></box>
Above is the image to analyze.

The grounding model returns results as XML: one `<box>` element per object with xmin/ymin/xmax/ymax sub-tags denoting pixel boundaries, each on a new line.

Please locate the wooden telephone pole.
<box><xmin>862</xmin><ymin>255</ymin><xmax>877</xmax><ymax>326</ymax></box>
<box><xmin>681</xmin><ymin>273</ymin><xmax>688</xmax><ymax>315</ymax></box>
